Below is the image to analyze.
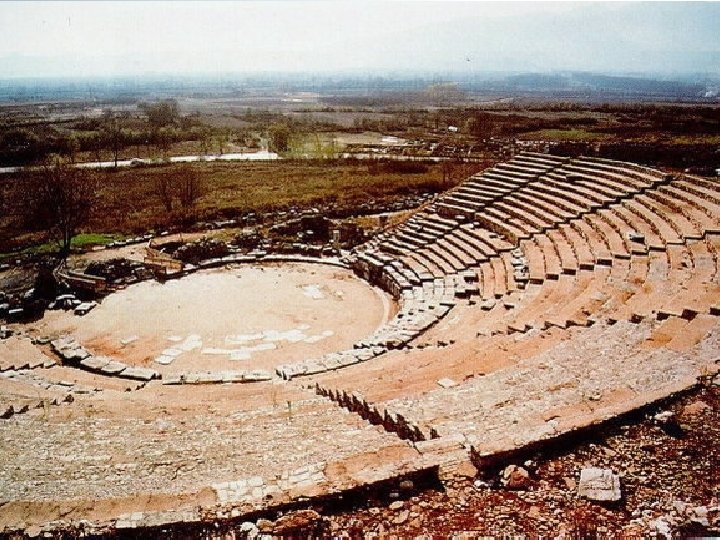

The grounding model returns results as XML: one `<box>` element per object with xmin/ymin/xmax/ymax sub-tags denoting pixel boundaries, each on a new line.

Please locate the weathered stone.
<box><xmin>239</xmin><ymin>521</ymin><xmax>258</xmax><ymax>536</ymax></box>
<box><xmin>256</xmin><ymin>518</ymin><xmax>274</xmax><ymax>532</ymax></box>
<box><xmin>653</xmin><ymin>410</ymin><xmax>675</xmax><ymax>424</ymax></box>
<box><xmin>161</xmin><ymin>374</ymin><xmax>185</xmax><ymax>385</ymax></box>
<box><xmin>99</xmin><ymin>361</ymin><xmax>127</xmax><ymax>375</ymax></box>
<box><xmin>74</xmin><ymin>301</ymin><xmax>97</xmax><ymax>316</ymax></box>
<box><xmin>120</xmin><ymin>367</ymin><xmax>159</xmax><ymax>381</ymax></box>
<box><xmin>501</xmin><ymin>465</ymin><xmax>531</xmax><ymax>489</ymax></box>
<box><xmin>393</xmin><ymin>509</ymin><xmax>410</xmax><ymax>524</ymax></box>
<box><xmin>274</xmin><ymin>510</ymin><xmax>322</xmax><ymax>532</ymax></box>
<box><xmin>578</xmin><ymin>468</ymin><xmax>621</xmax><ymax>502</ymax></box>
<box><xmin>244</xmin><ymin>369</ymin><xmax>272</xmax><ymax>382</ymax></box>
<box><xmin>453</xmin><ymin>460</ymin><xmax>478</xmax><ymax>479</ymax></box>
<box><xmin>680</xmin><ymin>400</ymin><xmax>711</xmax><ymax>418</ymax></box>
<box><xmin>79</xmin><ymin>356</ymin><xmax>111</xmax><ymax>371</ymax></box>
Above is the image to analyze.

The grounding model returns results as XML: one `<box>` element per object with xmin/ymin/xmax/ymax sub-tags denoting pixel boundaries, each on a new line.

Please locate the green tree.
<box><xmin>0</xmin><ymin>128</ymin><xmax>44</xmax><ymax>165</ymax></box>
<box><xmin>66</xmin><ymin>134</ymin><xmax>81</xmax><ymax>163</ymax></box>
<box><xmin>268</xmin><ymin>123</ymin><xmax>291</xmax><ymax>153</ymax></box>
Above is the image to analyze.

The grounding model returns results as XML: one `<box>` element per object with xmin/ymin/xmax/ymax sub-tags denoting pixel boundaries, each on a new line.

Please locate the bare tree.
<box><xmin>102</xmin><ymin>109</ymin><xmax>121</xmax><ymax>167</ymax></box>
<box><xmin>177</xmin><ymin>165</ymin><xmax>204</xmax><ymax>221</ymax></box>
<box><xmin>153</xmin><ymin>166</ymin><xmax>204</xmax><ymax>223</ymax></box>
<box><xmin>31</xmin><ymin>158</ymin><xmax>97</xmax><ymax>257</ymax></box>
<box><xmin>199</xmin><ymin>128</ymin><xmax>213</xmax><ymax>157</ymax></box>
<box><xmin>0</xmin><ymin>178</ymin><xmax>6</xmax><ymax>226</ymax></box>
<box><xmin>154</xmin><ymin>171</ymin><xmax>174</xmax><ymax>214</ymax></box>
<box><xmin>214</xmin><ymin>130</ymin><xmax>230</xmax><ymax>156</ymax></box>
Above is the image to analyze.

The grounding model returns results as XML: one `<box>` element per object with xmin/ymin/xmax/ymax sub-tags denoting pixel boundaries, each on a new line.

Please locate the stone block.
<box><xmin>244</xmin><ymin>369</ymin><xmax>272</xmax><ymax>382</ymax></box>
<box><xmin>220</xmin><ymin>370</ymin><xmax>245</xmax><ymax>383</ymax></box>
<box><xmin>162</xmin><ymin>374</ymin><xmax>185</xmax><ymax>385</ymax></box>
<box><xmin>501</xmin><ymin>464</ymin><xmax>531</xmax><ymax>489</ymax></box>
<box><xmin>578</xmin><ymin>468</ymin><xmax>621</xmax><ymax>502</ymax></box>
<box><xmin>100</xmin><ymin>361</ymin><xmax>127</xmax><ymax>375</ymax></box>
<box><xmin>80</xmin><ymin>356</ymin><xmax>111</xmax><ymax>371</ymax></box>
<box><xmin>120</xmin><ymin>367</ymin><xmax>159</xmax><ymax>381</ymax></box>
<box><xmin>247</xmin><ymin>475</ymin><xmax>264</xmax><ymax>487</ymax></box>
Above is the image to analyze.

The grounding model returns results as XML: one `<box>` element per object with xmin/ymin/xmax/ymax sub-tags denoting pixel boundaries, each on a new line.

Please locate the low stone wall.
<box><xmin>51</xmin><ymin>336</ymin><xmax>275</xmax><ymax>385</ymax></box>
<box><xmin>51</xmin><ymin>336</ymin><xmax>160</xmax><ymax>381</ymax></box>
<box><xmin>55</xmin><ymin>265</ymin><xmax>109</xmax><ymax>295</ymax></box>
<box><xmin>276</xmin><ymin>346</ymin><xmax>385</xmax><ymax>380</ymax></box>
<box><xmin>144</xmin><ymin>246</ymin><xmax>184</xmax><ymax>276</ymax></box>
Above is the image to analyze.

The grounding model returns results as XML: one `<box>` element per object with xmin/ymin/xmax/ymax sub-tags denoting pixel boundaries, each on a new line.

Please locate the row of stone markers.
<box><xmin>162</xmin><ymin>369</ymin><xmax>272</xmax><ymax>385</ymax></box>
<box><xmin>50</xmin><ymin>335</ymin><xmax>277</xmax><ymax>385</ymax></box>
<box><xmin>277</xmin><ymin>291</ymin><xmax>456</xmax><ymax>380</ymax></box>
<box><xmin>0</xmin><ymin>354</ymin><xmax>56</xmax><ymax>372</ymax></box>
<box><xmin>276</xmin><ymin>345</ymin><xmax>386</xmax><ymax>380</ymax></box>
<box><xmin>1</xmin><ymin>392</ymin><xmax>75</xmax><ymax>420</ymax></box>
<box><xmin>51</xmin><ymin>337</ymin><xmax>160</xmax><ymax>381</ymax></box>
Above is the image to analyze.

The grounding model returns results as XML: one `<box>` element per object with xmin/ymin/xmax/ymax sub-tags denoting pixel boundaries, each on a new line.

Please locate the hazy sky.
<box><xmin>0</xmin><ymin>1</ymin><xmax>718</xmax><ymax>77</ymax></box>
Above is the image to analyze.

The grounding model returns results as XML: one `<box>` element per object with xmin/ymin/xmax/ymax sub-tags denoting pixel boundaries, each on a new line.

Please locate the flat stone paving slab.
<box><xmin>100</xmin><ymin>361</ymin><xmax>128</xmax><ymax>375</ymax></box>
<box><xmin>120</xmin><ymin>367</ymin><xmax>159</xmax><ymax>381</ymax></box>
<box><xmin>80</xmin><ymin>356</ymin><xmax>111</xmax><ymax>371</ymax></box>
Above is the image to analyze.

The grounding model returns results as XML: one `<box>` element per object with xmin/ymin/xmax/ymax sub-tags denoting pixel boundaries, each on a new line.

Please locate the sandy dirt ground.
<box><xmin>31</xmin><ymin>263</ymin><xmax>393</xmax><ymax>374</ymax></box>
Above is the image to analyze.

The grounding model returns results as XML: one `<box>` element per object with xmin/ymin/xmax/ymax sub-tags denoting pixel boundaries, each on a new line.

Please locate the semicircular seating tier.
<box><xmin>278</xmin><ymin>152</ymin><xmax>719</xmax><ymax>380</ymax></box>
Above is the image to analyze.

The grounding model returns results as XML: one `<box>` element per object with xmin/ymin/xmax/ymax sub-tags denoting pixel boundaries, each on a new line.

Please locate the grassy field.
<box><xmin>1</xmin><ymin>160</ymin><xmax>454</xmax><ymax>252</ymax></box>
<box><xmin>665</xmin><ymin>135</ymin><xmax>720</xmax><ymax>145</ymax></box>
<box><xmin>0</xmin><ymin>233</ymin><xmax>124</xmax><ymax>260</ymax></box>
<box><xmin>517</xmin><ymin>128</ymin><xmax>613</xmax><ymax>141</ymax></box>
<box><xmin>100</xmin><ymin>160</ymin><xmax>449</xmax><ymax>229</ymax></box>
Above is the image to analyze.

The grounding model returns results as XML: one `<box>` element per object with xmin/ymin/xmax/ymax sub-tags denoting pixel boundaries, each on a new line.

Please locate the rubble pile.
<box><xmin>172</xmin><ymin>238</ymin><xmax>229</xmax><ymax>264</ymax></box>
<box><xmin>84</xmin><ymin>257</ymin><xmax>153</xmax><ymax>284</ymax></box>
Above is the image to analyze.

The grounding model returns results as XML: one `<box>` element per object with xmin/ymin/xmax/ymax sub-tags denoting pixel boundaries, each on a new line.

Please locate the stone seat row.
<box><xmin>431</xmin><ymin>155</ymin><xmax>678</xmax><ymax>247</ymax></box>
<box><xmin>0</xmin><ymin>354</ymin><xmax>56</xmax><ymax>372</ymax></box>
<box><xmin>475</xmin><ymin>172</ymin><xmax>719</xmax><ymax>253</ymax></box>
<box><xmin>472</xmin><ymin>175</ymin><xmax>719</xmax><ymax>333</ymax></box>
<box><xmin>350</xmin><ymin>155</ymin><xmax>718</xmax><ymax>381</ymax></box>
<box><xmin>357</xmin><ymin>222</ymin><xmax>513</xmax><ymax>297</ymax></box>
<box><xmin>376</xmin><ymin>318</ymin><xmax>715</xmax><ymax>456</ymax></box>
<box><xmin>436</xmin><ymin>152</ymin><xmax>569</xmax><ymax>219</ymax></box>
<box><xmin>374</xmin><ymin>221</ymin><xmax>513</xmax><ymax>282</ymax></box>
<box><xmin>472</xmin><ymin>249</ymin><xmax>528</xmax><ymax>303</ymax></box>
<box><xmin>0</xmin><ymin>368</ymin><xmax>101</xmax><ymax>397</ymax></box>
<box><xmin>437</xmin><ymin>152</ymin><xmax>667</xmax><ymax>227</ymax></box>
<box><xmin>276</xmin><ymin>346</ymin><xmax>387</xmax><ymax>380</ymax></box>
<box><xmin>490</xmin><ymin>235</ymin><xmax>719</xmax><ymax>337</ymax></box>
